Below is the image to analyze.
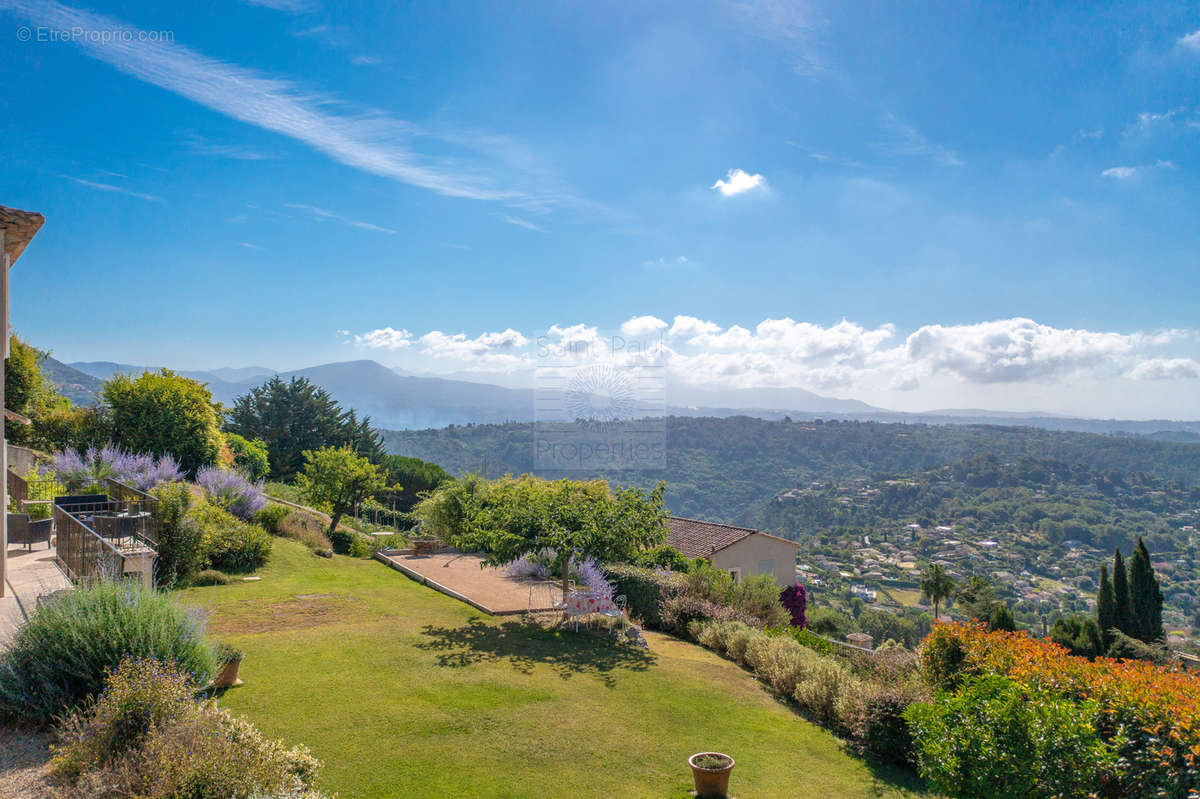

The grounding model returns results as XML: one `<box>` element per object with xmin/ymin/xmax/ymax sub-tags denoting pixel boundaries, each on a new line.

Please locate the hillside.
<box><xmin>383</xmin><ymin>416</ymin><xmax>1200</xmax><ymax>520</ymax></box>
<box><xmin>42</xmin><ymin>356</ymin><xmax>103</xmax><ymax>406</ymax></box>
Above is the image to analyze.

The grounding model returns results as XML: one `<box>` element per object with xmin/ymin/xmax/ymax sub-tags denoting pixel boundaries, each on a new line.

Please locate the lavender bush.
<box><xmin>53</xmin><ymin>446</ymin><xmax>183</xmax><ymax>493</ymax></box>
<box><xmin>506</xmin><ymin>556</ymin><xmax>549</xmax><ymax>580</ymax></box>
<box><xmin>578</xmin><ymin>558</ymin><xmax>615</xmax><ymax>602</ymax></box>
<box><xmin>196</xmin><ymin>466</ymin><xmax>267</xmax><ymax>520</ymax></box>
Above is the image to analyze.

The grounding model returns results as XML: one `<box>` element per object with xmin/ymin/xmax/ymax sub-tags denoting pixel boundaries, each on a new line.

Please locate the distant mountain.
<box><xmin>43</xmin><ymin>356</ymin><xmax>104</xmax><ymax>406</ymax></box>
<box><xmin>671</xmin><ymin>385</ymin><xmax>881</xmax><ymax>414</ymax></box>
<box><xmin>207</xmin><ymin>366</ymin><xmax>276</xmax><ymax>382</ymax></box>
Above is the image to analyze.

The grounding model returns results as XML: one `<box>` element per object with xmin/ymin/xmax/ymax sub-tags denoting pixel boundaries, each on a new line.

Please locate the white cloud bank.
<box><xmin>1179</xmin><ymin>30</ymin><xmax>1200</xmax><ymax>53</ymax></box>
<box><xmin>711</xmin><ymin>168</ymin><xmax>766</xmax><ymax>196</ymax></box>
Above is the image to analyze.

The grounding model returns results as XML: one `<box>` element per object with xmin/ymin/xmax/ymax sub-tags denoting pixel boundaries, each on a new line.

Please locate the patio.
<box><xmin>0</xmin><ymin>542</ymin><xmax>70</xmax><ymax>644</ymax></box>
<box><xmin>375</xmin><ymin>548</ymin><xmax>565</xmax><ymax>616</ymax></box>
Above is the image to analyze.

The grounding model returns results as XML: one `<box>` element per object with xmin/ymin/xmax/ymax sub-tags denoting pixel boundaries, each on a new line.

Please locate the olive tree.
<box><xmin>296</xmin><ymin>446</ymin><xmax>387</xmax><ymax>534</ymax></box>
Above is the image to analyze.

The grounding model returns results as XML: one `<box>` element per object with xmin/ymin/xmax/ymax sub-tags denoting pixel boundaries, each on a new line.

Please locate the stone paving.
<box><xmin>375</xmin><ymin>549</ymin><xmax>563</xmax><ymax>615</ymax></box>
<box><xmin>0</xmin><ymin>544</ymin><xmax>71</xmax><ymax>643</ymax></box>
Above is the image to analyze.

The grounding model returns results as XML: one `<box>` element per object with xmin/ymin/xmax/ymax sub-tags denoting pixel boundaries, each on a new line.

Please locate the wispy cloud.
<box><xmin>10</xmin><ymin>0</ymin><xmax>531</xmax><ymax>203</ymax></box>
<box><xmin>1178</xmin><ymin>30</ymin><xmax>1200</xmax><ymax>53</ymax></box>
<box><xmin>237</xmin><ymin>0</ymin><xmax>318</xmax><ymax>13</ymax></box>
<box><xmin>711</xmin><ymin>168</ymin><xmax>767</xmax><ymax>196</ymax></box>
<box><xmin>1101</xmin><ymin>161</ymin><xmax>1176</xmax><ymax>180</ymax></box>
<box><xmin>284</xmin><ymin>203</ymin><xmax>396</xmax><ymax>234</ymax></box>
<box><xmin>182</xmin><ymin>132</ymin><xmax>275</xmax><ymax>161</ymax></box>
<box><xmin>1123</xmin><ymin>108</ymin><xmax>1185</xmax><ymax>138</ymax></box>
<box><xmin>238</xmin><ymin>242</ymin><xmax>264</xmax><ymax>250</ymax></box>
<box><xmin>642</xmin><ymin>255</ymin><xmax>691</xmax><ymax>269</ymax></box>
<box><xmin>351</xmin><ymin>54</ymin><xmax>385</xmax><ymax>67</ymax></box>
<box><xmin>500</xmin><ymin>215</ymin><xmax>543</xmax><ymax>232</ymax></box>
<box><xmin>875</xmin><ymin>113</ymin><xmax>963</xmax><ymax>166</ymax></box>
<box><xmin>730</xmin><ymin>0</ymin><xmax>827</xmax><ymax>78</ymax></box>
<box><xmin>62</xmin><ymin>175</ymin><xmax>162</xmax><ymax>202</ymax></box>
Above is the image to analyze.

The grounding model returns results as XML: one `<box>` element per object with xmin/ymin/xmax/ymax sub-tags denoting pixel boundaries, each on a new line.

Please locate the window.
<box><xmin>728</xmin><ymin>568</ymin><xmax>742</xmax><ymax>583</ymax></box>
<box><xmin>758</xmin><ymin>559</ymin><xmax>775</xmax><ymax>577</ymax></box>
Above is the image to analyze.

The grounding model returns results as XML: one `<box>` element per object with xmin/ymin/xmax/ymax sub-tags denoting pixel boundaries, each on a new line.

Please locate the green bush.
<box><xmin>277</xmin><ymin>509</ymin><xmax>334</xmax><ymax>552</ymax></box>
<box><xmin>807</xmin><ymin>607</ymin><xmax>857</xmax><ymax>639</ymax></box>
<box><xmin>1105</xmin><ymin>628</ymin><xmax>1171</xmax><ymax>663</ymax></box>
<box><xmin>104</xmin><ymin>369</ymin><xmax>223</xmax><ymax>475</ymax></box>
<box><xmin>151</xmin><ymin>481</ymin><xmax>203</xmax><ymax>586</ymax></box>
<box><xmin>254</xmin><ymin>503</ymin><xmax>290</xmax><ymax>535</ymax></box>
<box><xmin>917</xmin><ymin>622</ymin><xmax>969</xmax><ymax>690</ymax></box>
<box><xmin>328</xmin><ymin>528</ymin><xmax>372</xmax><ymax>557</ymax></box>
<box><xmin>190</xmin><ymin>569</ymin><xmax>231</xmax><ymax>586</ymax></box>
<box><xmin>224</xmin><ymin>432</ymin><xmax>270</xmax><ymax>481</ymax></box>
<box><xmin>905</xmin><ymin>675</ymin><xmax>1111</xmax><ymax>799</ymax></box>
<box><xmin>790</xmin><ymin>626</ymin><xmax>837</xmax><ymax>656</ymax></box>
<box><xmin>0</xmin><ymin>581</ymin><xmax>216</xmax><ymax>725</ymax></box>
<box><xmin>603</xmin><ymin>565</ymin><xmax>684</xmax><ymax>630</ymax></box>
<box><xmin>186</xmin><ymin>501</ymin><xmax>272</xmax><ymax>573</ymax></box>
<box><xmin>842</xmin><ymin>682</ymin><xmax>928</xmax><ymax>767</ymax></box>
<box><xmin>51</xmin><ymin>656</ymin><xmax>200</xmax><ymax>780</ymax></box>
<box><xmin>53</xmin><ymin>659</ymin><xmax>325</xmax><ymax>799</ymax></box>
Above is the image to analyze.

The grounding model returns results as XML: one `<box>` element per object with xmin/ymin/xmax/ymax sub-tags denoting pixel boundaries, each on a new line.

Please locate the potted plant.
<box><xmin>212</xmin><ymin>642</ymin><xmax>244</xmax><ymax>688</ymax></box>
<box><xmin>688</xmin><ymin>752</ymin><xmax>734</xmax><ymax>798</ymax></box>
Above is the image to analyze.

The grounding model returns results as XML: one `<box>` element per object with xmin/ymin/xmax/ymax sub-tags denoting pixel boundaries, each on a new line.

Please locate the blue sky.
<box><xmin>3</xmin><ymin>0</ymin><xmax>1200</xmax><ymax>418</ymax></box>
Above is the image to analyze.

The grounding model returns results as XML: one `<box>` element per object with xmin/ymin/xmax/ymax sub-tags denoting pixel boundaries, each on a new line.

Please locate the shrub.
<box><xmin>842</xmin><ymin>681</ymin><xmax>929</xmax><ymax>767</ymax></box>
<box><xmin>905</xmin><ymin>675</ymin><xmax>1110</xmax><ymax>799</ymax></box>
<box><xmin>1105</xmin><ymin>628</ymin><xmax>1171</xmax><ymax>664</ymax></box>
<box><xmin>186</xmin><ymin>501</ymin><xmax>272</xmax><ymax>573</ymax></box>
<box><xmin>254</xmin><ymin>503</ymin><xmax>291</xmax><ymax>535</ymax></box>
<box><xmin>30</xmin><ymin>405</ymin><xmax>110</xmax><ymax>454</ymax></box>
<box><xmin>807</xmin><ymin>607</ymin><xmax>857</xmax><ymax>639</ymax></box>
<box><xmin>779</xmin><ymin>582</ymin><xmax>807</xmax><ymax>627</ymax></box>
<box><xmin>103</xmin><ymin>369</ymin><xmax>223</xmax><ymax>476</ymax></box>
<box><xmin>151</xmin><ymin>481</ymin><xmax>202</xmax><ymax>586</ymax></box>
<box><xmin>793</xmin><ymin>657</ymin><xmax>856</xmax><ymax>727</ymax></box>
<box><xmin>277</xmin><ymin>509</ymin><xmax>334</xmax><ymax>553</ymax></box>
<box><xmin>190</xmin><ymin>569</ymin><xmax>231</xmax><ymax>586</ymax></box>
<box><xmin>54</xmin><ymin>445</ymin><xmax>183</xmax><ymax>494</ymax></box>
<box><xmin>328</xmin><ymin>528</ymin><xmax>372</xmax><ymax>557</ymax></box>
<box><xmin>224</xmin><ymin>432</ymin><xmax>271</xmax><ymax>481</ymax></box>
<box><xmin>917</xmin><ymin>622</ymin><xmax>969</xmax><ymax>690</ymax></box>
<box><xmin>197</xmin><ymin>466</ymin><xmax>267</xmax><ymax>520</ymax></box>
<box><xmin>51</xmin><ymin>656</ymin><xmax>200</xmax><ymax>780</ymax></box>
<box><xmin>56</xmin><ymin>666</ymin><xmax>325</xmax><ymax>799</ymax></box>
<box><xmin>603</xmin><ymin>565</ymin><xmax>684</xmax><ymax>630</ymax></box>
<box><xmin>1050</xmin><ymin>614</ymin><xmax>1103</xmax><ymax>658</ymax></box>
<box><xmin>0</xmin><ymin>581</ymin><xmax>215</xmax><ymax>725</ymax></box>
<box><xmin>660</xmin><ymin>592</ymin><xmax>761</xmax><ymax>637</ymax></box>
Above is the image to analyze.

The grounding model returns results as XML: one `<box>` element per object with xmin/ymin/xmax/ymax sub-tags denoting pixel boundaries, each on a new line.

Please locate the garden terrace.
<box><xmin>182</xmin><ymin>539</ymin><xmax>930</xmax><ymax>798</ymax></box>
<box><xmin>52</xmin><ymin>482</ymin><xmax>158</xmax><ymax>587</ymax></box>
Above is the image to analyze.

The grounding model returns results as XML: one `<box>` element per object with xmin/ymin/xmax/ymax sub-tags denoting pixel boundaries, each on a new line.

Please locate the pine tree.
<box><xmin>1112</xmin><ymin>549</ymin><xmax>1132</xmax><ymax>636</ymax></box>
<box><xmin>1096</xmin><ymin>564</ymin><xmax>1116</xmax><ymax>646</ymax></box>
<box><xmin>1128</xmin><ymin>537</ymin><xmax>1164</xmax><ymax>643</ymax></box>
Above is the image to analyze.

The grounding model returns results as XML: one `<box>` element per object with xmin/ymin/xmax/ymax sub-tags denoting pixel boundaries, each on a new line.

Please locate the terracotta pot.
<box><xmin>688</xmin><ymin>752</ymin><xmax>734</xmax><ymax>798</ymax></box>
<box><xmin>213</xmin><ymin>657</ymin><xmax>243</xmax><ymax>688</ymax></box>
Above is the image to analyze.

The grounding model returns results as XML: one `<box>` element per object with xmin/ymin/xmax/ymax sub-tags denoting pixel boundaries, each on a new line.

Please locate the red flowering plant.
<box><xmin>779</xmin><ymin>583</ymin><xmax>807</xmax><ymax>628</ymax></box>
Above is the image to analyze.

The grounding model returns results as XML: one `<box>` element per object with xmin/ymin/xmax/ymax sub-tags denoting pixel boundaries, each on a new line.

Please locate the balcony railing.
<box><xmin>53</xmin><ymin>494</ymin><xmax>158</xmax><ymax>587</ymax></box>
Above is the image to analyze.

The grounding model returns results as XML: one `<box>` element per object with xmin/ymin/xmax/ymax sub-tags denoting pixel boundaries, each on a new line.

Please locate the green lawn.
<box><xmin>180</xmin><ymin>541</ymin><xmax>931</xmax><ymax>798</ymax></box>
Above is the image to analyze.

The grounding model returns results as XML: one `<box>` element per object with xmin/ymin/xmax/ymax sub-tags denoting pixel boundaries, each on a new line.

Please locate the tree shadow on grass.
<box><xmin>417</xmin><ymin>617</ymin><xmax>656</xmax><ymax>688</ymax></box>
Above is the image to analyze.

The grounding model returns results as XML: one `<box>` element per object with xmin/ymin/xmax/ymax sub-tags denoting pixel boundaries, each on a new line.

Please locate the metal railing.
<box><xmin>104</xmin><ymin>478</ymin><xmax>159</xmax><ymax>545</ymax></box>
<box><xmin>52</xmin><ymin>496</ymin><xmax>158</xmax><ymax>587</ymax></box>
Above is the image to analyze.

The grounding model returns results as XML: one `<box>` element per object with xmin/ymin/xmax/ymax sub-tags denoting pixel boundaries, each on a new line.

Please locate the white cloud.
<box><xmin>904</xmin><ymin>318</ymin><xmax>1141</xmax><ymax>383</ymax></box>
<box><xmin>238</xmin><ymin>0</ymin><xmax>317</xmax><ymax>12</ymax></box>
<box><xmin>1178</xmin><ymin>30</ymin><xmax>1200</xmax><ymax>52</ymax></box>
<box><xmin>619</xmin><ymin>316</ymin><xmax>668</xmax><ymax>336</ymax></box>
<box><xmin>419</xmin><ymin>329</ymin><xmax>530</xmax><ymax>366</ymax></box>
<box><xmin>13</xmin><ymin>0</ymin><xmax>530</xmax><ymax>202</ymax></box>
<box><xmin>1127</xmin><ymin>358</ymin><xmax>1200</xmax><ymax>381</ymax></box>
<box><xmin>500</xmin><ymin>215</ymin><xmax>543</xmax><ymax>232</ymax></box>
<box><xmin>62</xmin><ymin>175</ymin><xmax>162</xmax><ymax>202</ymax></box>
<box><xmin>711</xmin><ymin>168</ymin><xmax>767</xmax><ymax>196</ymax></box>
<box><xmin>237</xmin><ymin>242</ymin><xmax>264</xmax><ymax>250</ymax></box>
<box><xmin>668</xmin><ymin>315</ymin><xmax>722</xmax><ymax>338</ymax></box>
<box><xmin>182</xmin><ymin>133</ymin><xmax>274</xmax><ymax>161</ymax></box>
<box><xmin>642</xmin><ymin>255</ymin><xmax>690</xmax><ymax>269</ymax></box>
<box><xmin>354</xmin><ymin>327</ymin><xmax>412</xmax><ymax>349</ymax></box>
<box><xmin>284</xmin><ymin>203</ymin><xmax>396</xmax><ymax>234</ymax></box>
<box><xmin>1123</xmin><ymin>108</ymin><xmax>1183</xmax><ymax>138</ymax></box>
<box><xmin>1101</xmin><ymin>161</ymin><xmax>1176</xmax><ymax>180</ymax></box>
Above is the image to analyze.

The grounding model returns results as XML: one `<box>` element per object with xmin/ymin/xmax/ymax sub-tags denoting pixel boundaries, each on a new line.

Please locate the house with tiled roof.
<box><xmin>666</xmin><ymin>516</ymin><xmax>800</xmax><ymax>587</ymax></box>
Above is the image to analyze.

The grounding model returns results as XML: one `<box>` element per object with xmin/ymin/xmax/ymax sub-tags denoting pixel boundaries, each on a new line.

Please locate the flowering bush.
<box><xmin>196</xmin><ymin>466</ymin><xmax>267</xmax><ymax>520</ymax></box>
<box><xmin>917</xmin><ymin>622</ymin><xmax>1200</xmax><ymax>797</ymax></box>
<box><xmin>53</xmin><ymin>445</ymin><xmax>182</xmax><ymax>493</ymax></box>
<box><xmin>577</xmin><ymin>558</ymin><xmax>614</xmax><ymax>602</ymax></box>
<box><xmin>779</xmin><ymin>582</ymin><xmax>808</xmax><ymax>628</ymax></box>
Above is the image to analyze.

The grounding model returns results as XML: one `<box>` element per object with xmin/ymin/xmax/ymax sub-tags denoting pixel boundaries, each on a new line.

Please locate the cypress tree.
<box><xmin>1096</xmin><ymin>564</ymin><xmax>1116</xmax><ymax>646</ymax></box>
<box><xmin>1128</xmin><ymin>537</ymin><xmax>1164</xmax><ymax>643</ymax></box>
<box><xmin>1112</xmin><ymin>549</ymin><xmax>1132</xmax><ymax>636</ymax></box>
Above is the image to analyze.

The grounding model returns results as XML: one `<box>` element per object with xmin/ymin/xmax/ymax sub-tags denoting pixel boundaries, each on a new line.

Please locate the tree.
<box><xmin>225</xmin><ymin>376</ymin><xmax>383</xmax><ymax>480</ymax></box>
<box><xmin>423</xmin><ymin>474</ymin><xmax>668</xmax><ymax>598</ymax></box>
<box><xmin>1112</xmin><ymin>549</ymin><xmax>1132</xmax><ymax>636</ymax></box>
<box><xmin>1096</xmin><ymin>564</ymin><xmax>1116</xmax><ymax>646</ymax></box>
<box><xmin>1050</xmin><ymin>614</ymin><xmax>1103</xmax><ymax>658</ymax></box>
<box><xmin>377</xmin><ymin>454</ymin><xmax>450</xmax><ymax>513</ymax></box>
<box><xmin>987</xmin><ymin>603</ymin><xmax>1015</xmax><ymax>632</ymax></box>
<box><xmin>920</xmin><ymin>564</ymin><xmax>956</xmax><ymax>620</ymax></box>
<box><xmin>224</xmin><ymin>433</ymin><xmax>270</xmax><ymax>481</ymax></box>
<box><xmin>296</xmin><ymin>446</ymin><xmax>388</xmax><ymax>535</ymax></box>
<box><xmin>103</xmin><ymin>369</ymin><xmax>222</xmax><ymax>475</ymax></box>
<box><xmin>4</xmin><ymin>335</ymin><xmax>68</xmax><ymax>443</ymax></box>
<box><xmin>1128</xmin><ymin>537</ymin><xmax>1164</xmax><ymax>643</ymax></box>
<box><xmin>956</xmin><ymin>575</ymin><xmax>999</xmax><ymax>622</ymax></box>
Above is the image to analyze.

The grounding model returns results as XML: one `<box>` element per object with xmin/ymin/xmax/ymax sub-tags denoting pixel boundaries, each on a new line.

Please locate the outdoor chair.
<box><xmin>7</xmin><ymin>513</ymin><xmax>52</xmax><ymax>550</ymax></box>
<box><xmin>598</xmin><ymin>594</ymin><xmax>627</xmax><ymax>636</ymax></box>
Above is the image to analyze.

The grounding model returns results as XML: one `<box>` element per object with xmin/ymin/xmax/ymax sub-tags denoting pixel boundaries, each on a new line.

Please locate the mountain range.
<box><xmin>43</xmin><ymin>356</ymin><xmax>1200</xmax><ymax>437</ymax></box>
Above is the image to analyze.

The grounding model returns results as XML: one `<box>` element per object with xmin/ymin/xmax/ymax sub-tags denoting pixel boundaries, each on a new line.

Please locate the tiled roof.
<box><xmin>0</xmin><ymin>206</ymin><xmax>46</xmax><ymax>266</ymax></box>
<box><xmin>666</xmin><ymin>516</ymin><xmax>758</xmax><ymax>558</ymax></box>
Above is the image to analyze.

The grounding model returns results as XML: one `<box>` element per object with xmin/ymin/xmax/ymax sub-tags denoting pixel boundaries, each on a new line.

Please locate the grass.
<box><xmin>179</xmin><ymin>540</ymin><xmax>933</xmax><ymax>798</ymax></box>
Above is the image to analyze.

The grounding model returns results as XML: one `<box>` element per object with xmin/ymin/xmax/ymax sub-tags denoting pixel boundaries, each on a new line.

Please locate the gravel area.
<box><xmin>0</xmin><ymin>725</ymin><xmax>63</xmax><ymax>799</ymax></box>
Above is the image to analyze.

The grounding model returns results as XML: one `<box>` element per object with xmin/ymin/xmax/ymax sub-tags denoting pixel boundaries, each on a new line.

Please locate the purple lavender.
<box><xmin>54</xmin><ymin>446</ymin><xmax>184</xmax><ymax>492</ymax></box>
<box><xmin>578</xmin><ymin>558</ymin><xmax>614</xmax><ymax>602</ymax></box>
<box><xmin>196</xmin><ymin>466</ymin><xmax>266</xmax><ymax>520</ymax></box>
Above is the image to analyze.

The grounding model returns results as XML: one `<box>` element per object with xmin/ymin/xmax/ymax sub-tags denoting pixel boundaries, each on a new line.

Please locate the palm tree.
<box><xmin>920</xmin><ymin>563</ymin><xmax>956</xmax><ymax>620</ymax></box>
